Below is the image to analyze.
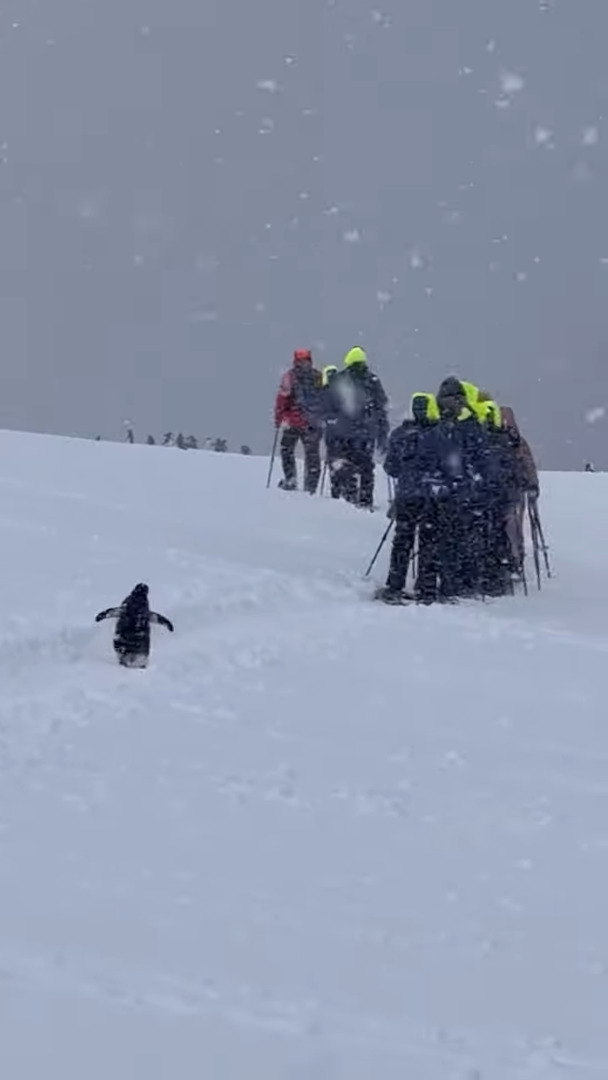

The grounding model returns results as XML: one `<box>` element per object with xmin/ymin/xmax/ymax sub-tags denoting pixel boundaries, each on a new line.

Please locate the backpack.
<box><xmin>333</xmin><ymin>369</ymin><xmax>378</xmax><ymax>422</ymax></box>
<box><xmin>290</xmin><ymin>365</ymin><xmax>321</xmax><ymax>421</ymax></box>
<box><xmin>418</xmin><ymin>418</ymin><xmax>485</xmax><ymax>501</ymax></box>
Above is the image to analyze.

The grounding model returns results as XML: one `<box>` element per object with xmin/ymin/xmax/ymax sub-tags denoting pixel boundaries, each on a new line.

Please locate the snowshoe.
<box><xmin>373</xmin><ymin>585</ymin><xmax>414</xmax><ymax>605</ymax></box>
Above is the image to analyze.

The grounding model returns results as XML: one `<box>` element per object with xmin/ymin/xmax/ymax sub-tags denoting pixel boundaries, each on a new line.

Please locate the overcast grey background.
<box><xmin>1</xmin><ymin>0</ymin><xmax>607</xmax><ymax>466</ymax></box>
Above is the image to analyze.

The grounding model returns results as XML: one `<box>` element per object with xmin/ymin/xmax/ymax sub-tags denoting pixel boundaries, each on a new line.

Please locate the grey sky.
<box><xmin>1</xmin><ymin>0</ymin><xmax>607</xmax><ymax>466</ymax></box>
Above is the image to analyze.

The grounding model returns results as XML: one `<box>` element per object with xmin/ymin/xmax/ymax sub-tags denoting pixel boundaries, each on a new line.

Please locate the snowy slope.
<box><xmin>0</xmin><ymin>432</ymin><xmax>606</xmax><ymax>1080</ymax></box>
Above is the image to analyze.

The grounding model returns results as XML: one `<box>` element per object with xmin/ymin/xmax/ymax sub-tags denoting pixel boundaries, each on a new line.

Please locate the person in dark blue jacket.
<box><xmin>477</xmin><ymin>400</ymin><xmax>520</xmax><ymax>596</ymax></box>
<box><xmin>323</xmin><ymin>347</ymin><xmax>389</xmax><ymax>509</ymax></box>
<box><xmin>378</xmin><ymin>392</ymin><xmax>438</xmax><ymax>603</ymax></box>
<box><xmin>320</xmin><ymin>365</ymin><xmax>343</xmax><ymax>499</ymax></box>
<box><xmin>413</xmin><ymin>376</ymin><xmax>489</xmax><ymax>603</ymax></box>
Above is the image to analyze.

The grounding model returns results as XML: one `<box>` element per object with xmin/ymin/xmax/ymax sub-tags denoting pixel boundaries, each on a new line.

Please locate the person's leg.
<box><xmin>303</xmin><ymin>427</ymin><xmax>322</xmax><ymax>494</ymax></box>
<box><xmin>279</xmin><ymin>426</ymin><xmax>299</xmax><ymax>489</ymax></box>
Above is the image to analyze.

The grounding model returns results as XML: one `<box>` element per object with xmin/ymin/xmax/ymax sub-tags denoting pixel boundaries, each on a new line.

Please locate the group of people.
<box><xmin>273</xmin><ymin>346</ymin><xmax>389</xmax><ymax>509</ymax></box>
<box><xmin>381</xmin><ymin>377</ymin><xmax>539</xmax><ymax>604</ymax></box>
<box><xmin>273</xmin><ymin>350</ymin><xmax>539</xmax><ymax>605</ymax></box>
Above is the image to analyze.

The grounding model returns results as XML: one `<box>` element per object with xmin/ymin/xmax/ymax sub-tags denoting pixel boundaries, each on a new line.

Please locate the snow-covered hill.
<box><xmin>0</xmin><ymin>432</ymin><xmax>606</xmax><ymax>1079</ymax></box>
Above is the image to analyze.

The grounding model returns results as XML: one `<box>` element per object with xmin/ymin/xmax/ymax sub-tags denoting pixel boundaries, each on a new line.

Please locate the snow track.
<box><xmin>0</xmin><ymin>432</ymin><xmax>607</xmax><ymax>1079</ymax></box>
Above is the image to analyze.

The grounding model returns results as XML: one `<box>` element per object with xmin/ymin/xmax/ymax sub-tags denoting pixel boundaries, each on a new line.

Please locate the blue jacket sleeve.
<box><xmin>384</xmin><ymin>424</ymin><xmax>415</xmax><ymax>478</ymax></box>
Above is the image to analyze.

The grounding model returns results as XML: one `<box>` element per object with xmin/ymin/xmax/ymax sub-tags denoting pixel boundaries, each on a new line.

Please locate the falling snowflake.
<box><xmin>582</xmin><ymin>126</ymin><xmax>599</xmax><ymax>146</ymax></box>
<box><xmin>343</xmin><ymin>229</ymin><xmax>361</xmax><ymax>243</ymax></box>
<box><xmin>409</xmin><ymin>250</ymin><xmax>423</xmax><ymax>269</ymax></box>
<box><xmin>256</xmin><ymin>79</ymin><xmax>279</xmax><ymax>93</ymax></box>
<box><xmin>442</xmin><ymin>209</ymin><xmax>463</xmax><ymax>226</ymax></box>
<box><xmin>486</xmin><ymin>39</ymin><xmax>497</xmax><ymax>53</ymax></box>
<box><xmin>500</xmin><ymin>71</ymin><xmax>525</xmax><ymax>94</ymax></box>
<box><xmin>533</xmin><ymin>126</ymin><xmax>553</xmax><ymax>146</ymax></box>
<box><xmin>585</xmin><ymin>406</ymin><xmax>605</xmax><ymax>424</ymax></box>
<box><xmin>77</xmin><ymin>196</ymin><xmax>103</xmax><ymax>221</ymax></box>
<box><xmin>377</xmin><ymin>290</ymin><xmax>392</xmax><ymax>309</ymax></box>
<box><xmin>259</xmin><ymin>117</ymin><xmax>274</xmax><ymax>134</ymax></box>
<box><xmin>515</xmin><ymin>271</ymin><xmax>528</xmax><ymax>282</ymax></box>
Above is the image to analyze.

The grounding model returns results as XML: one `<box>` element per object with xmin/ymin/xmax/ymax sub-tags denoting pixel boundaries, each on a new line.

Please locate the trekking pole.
<box><xmin>364</xmin><ymin>519</ymin><xmax>394</xmax><ymax>578</ymax></box>
<box><xmin>529</xmin><ymin>498</ymin><xmax>552</xmax><ymax>578</ymax></box>
<box><xmin>521</xmin><ymin>559</ymin><xmax>529</xmax><ymax>597</ymax></box>
<box><xmin>320</xmin><ymin>459</ymin><xmax>328</xmax><ymax>496</ymax></box>
<box><xmin>527</xmin><ymin>499</ymin><xmax>542</xmax><ymax>590</ymax></box>
<box><xmin>517</xmin><ymin>500</ymin><xmax>529</xmax><ymax>596</ymax></box>
<box><xmin>408</xmin><ymin>544</ymin><xmax>419</xmax><ymax>596</ymax></box>
<box><xmin>266</xmin><ymin>426</ymin><xmax>280</xmax><ymax>489</ymax></box>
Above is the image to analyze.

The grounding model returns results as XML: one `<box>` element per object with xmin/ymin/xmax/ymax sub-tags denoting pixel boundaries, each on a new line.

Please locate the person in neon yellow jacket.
<box><xmin>323</xmin><ymin>347</ymin><xmax>389</xmax><ymax>508</ymax></box>
<box><xmin>463</xmin><ymin>383</ymin><xmax>523</xmax><ymax>587</ymax></box>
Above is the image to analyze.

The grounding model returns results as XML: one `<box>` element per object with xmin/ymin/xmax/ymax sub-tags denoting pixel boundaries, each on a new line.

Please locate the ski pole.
<box><xmin>527</xmin><ymin>499</ymin><xmax>542</xmax><ymax>590</ymax></box>
<box><xmin>266</xmin><ymin>426</ymin><xmax>280</xmax><ymax>489</ymax></box>
<box><xmin>517</xmin><ymin>499</ymin><xmax>528</xmax><ymax>596</ymax></box>
<box><xmin>521</xmin><ymin>558</ymin><xmax>529</xmax><ymax>597</ymax></box>
<box><xmin>320</xmin><ymin>459</ymin><xmax>328</xmax><ymax>496</ymax></box>
<box><xmin>364</xmin><ymin>519</ymin><xmax>394</xmax><ymax>578</ymax></box>
<box><xmin>529</xmin><ymin>498</ymin><xmax>552</xmax><ymax>578</ymax></box>
<box><xmin>410</xmin><ymin>536</ymin><xmax>418</xmax><ymax>591</ymax></box>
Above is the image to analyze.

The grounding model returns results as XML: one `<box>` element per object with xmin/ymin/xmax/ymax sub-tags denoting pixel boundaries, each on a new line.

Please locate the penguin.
<box><xmin>95</xmin><ymin>583</ymin><xmax>173</xmax><ymax>667</ymax></box>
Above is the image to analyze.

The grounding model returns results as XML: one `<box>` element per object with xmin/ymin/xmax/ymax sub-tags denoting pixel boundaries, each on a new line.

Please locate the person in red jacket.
<box><xmin>274</xmin><ymin>349</ymin><xmax>323</xmax><ymax>493</ymax></box>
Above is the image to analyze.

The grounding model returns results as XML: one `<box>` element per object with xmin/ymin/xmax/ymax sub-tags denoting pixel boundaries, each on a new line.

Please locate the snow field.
<box><xmin>0</xmin><ymin>432</ymin><xmax>606</xmax><ymax>1078</ymax></box>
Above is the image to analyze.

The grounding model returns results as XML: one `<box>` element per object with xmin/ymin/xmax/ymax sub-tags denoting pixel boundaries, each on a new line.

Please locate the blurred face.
<box><xmin>438</xmin><ymin>392</ymin><xmax>464</xmax><ymax>417</ymax></box>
